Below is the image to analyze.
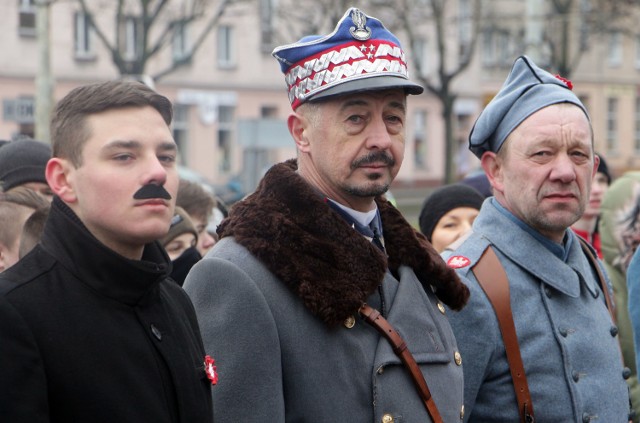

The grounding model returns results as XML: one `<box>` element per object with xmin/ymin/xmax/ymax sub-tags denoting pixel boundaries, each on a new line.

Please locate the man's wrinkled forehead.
<box><xmin>499</xmin><ymin>102</ymin><xmax>593</xmax><ymax>155</ymax></box>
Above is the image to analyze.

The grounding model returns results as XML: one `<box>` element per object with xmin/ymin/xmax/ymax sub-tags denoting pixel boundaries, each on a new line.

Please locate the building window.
<box><xmin>607</xmin><ymin>97</ymin><xmax>618</xmax><ymax>152</ymax></box>
<box><xmin>119</xmin><ymin>16</ymin><xmax>140</xmax><ymax>61</ymax></box>
<box><xmin>482</xmin><ymin>29</ymin><xmax>510</xmax><ymax>68</ymax></box>
<box><xmin>172</xmin><ymin>22</ymin><xmax>189</xmax><ymax>63</ymax></box>
<box><xmin>18</xmin><ymin>0</ymin><xmax>36</xmax><ymax>37</ymax></box>
<box><xmin>259</xmin><ymin>0</ymin><xmax>276</xmax><ymax>52</ymax></box>
<box><xmin>260</xmin><ymin>105</ymin><xmax>278</xmax><ymax>118</ymax></box>
<box><xmin>412</xmin><ymin>38</ymin><xmax>429</xmax><ymax>77</ymax></box>
<box><xmin>481</xmin><ymin>30</ymin><xmax>495</xmax><ymax>67</ymax></box>
<box><xmin>608</xmin><ymin>32</ymin><xmax>622</xmax><ymax>67</ymax></box>
<box><xmin>74</xmin><ymin>11</ymin><xmax>95</xmax><ymax>60</ymax></box>
<box><xmin>218</xmin><ymin>105</ymin><xmax>235</xmax><ymax>172</ymax></box>
<box><xmin>217</xmin><ymin>25</ymin><xmax>235</xmax><ymax>68</ymax></box>
<box><xmin>413</xmin><ymin>110</ymin><xmax>427</xmax><ymax>169</ymax></box>
<box><xmin>173</xmin><ymin>104</ymin><xmax>190</xmax><ymax>165</ymax></box>
<box><xmin>458</xmin><ymin>0</ymin><xmax>472</xmax><ymax>59</ymax></box>
<box><xmin>496</xmin><ymin>31</ymin><xmax>510</xmax><ymax>66</ymax></box>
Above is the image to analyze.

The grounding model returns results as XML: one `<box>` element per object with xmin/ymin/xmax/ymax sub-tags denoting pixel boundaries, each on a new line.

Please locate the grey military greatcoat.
<box><xmin>447</xmin><ymin>198</ymin><xmax>630</xmax><ymax>422</ymax></box>
<box><xmin>185</xmin><ymin>159</ymin><xmax>470</xmax><ymax>423</ymax></box>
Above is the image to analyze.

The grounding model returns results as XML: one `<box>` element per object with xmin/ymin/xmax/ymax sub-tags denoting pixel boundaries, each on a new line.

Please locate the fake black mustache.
<box><xmin>133</xmin><ymin>184</ymin><xmax>172</xmax><ymax>200</ymax></box>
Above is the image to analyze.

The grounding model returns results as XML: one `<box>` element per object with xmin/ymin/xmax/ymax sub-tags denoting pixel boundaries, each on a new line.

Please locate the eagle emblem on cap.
<box><xmin>349</xmin><ymin>9</ymin><xmax>371</xmax><ymax>41</ymax></box>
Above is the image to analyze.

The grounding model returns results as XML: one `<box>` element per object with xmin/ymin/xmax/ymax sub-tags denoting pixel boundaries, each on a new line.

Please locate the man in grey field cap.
<box><xmin>445</xmin><ymin>55</ymin><xmax>632</xmax><ymax>422</ymax></box>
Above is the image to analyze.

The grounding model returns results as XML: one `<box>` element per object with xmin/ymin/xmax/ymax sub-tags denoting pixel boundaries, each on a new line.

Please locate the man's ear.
<box><xmin>481</xmin><ymin>151</ymin><xmax>503</xmax><ymax>194</ymax></box>
<box><xmin>288</xmin><ymin>112</ymin><xmax>310</xmax><ymax>153</ymax></box>
<box><xmin>45</xmin><ymin>158</ymin><xmax>77</xmax><ymax>203</ymax></box>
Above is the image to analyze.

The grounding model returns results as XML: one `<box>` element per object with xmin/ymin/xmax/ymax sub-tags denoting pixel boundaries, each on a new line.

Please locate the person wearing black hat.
<box><xmin>445</xmin><ymin>55</ymin><xmax>630</xmax><ymax>422</ymax></box>
<box><xmin>184</xmin><ymin>7</ymin><xmax>469</xmax><ymax>423</ymax></box>
<box><xmin>0</xmin><ymin>139</ymin><xmax>53</xmax><ymax>200</ymax></box>
<box><xmin>571</xmin><ymin>152</ymin><xmax>612</xmax><ymax>259</ymax></box>
<box><xmin>161</xmin><ymin>206</ymin><xmax>202</xmax><ymax>286</ymax></box>
<box><xmin>419</xmin><ymin>183</ymin><xmax>484</xmax><ymax>253</ymax></box>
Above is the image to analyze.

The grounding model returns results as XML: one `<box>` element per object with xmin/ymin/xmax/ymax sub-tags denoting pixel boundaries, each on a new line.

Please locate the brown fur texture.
<box><xmin>218</xmin><ymin>159</ymin><xmax>469</xmax><ymax>326</ymax></box>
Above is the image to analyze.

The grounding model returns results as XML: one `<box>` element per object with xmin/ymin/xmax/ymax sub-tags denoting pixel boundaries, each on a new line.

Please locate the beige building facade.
<box><xmin>1</xmin><ymin>0</ymin><xmax>639</xmax><ymax>196</ymax></box>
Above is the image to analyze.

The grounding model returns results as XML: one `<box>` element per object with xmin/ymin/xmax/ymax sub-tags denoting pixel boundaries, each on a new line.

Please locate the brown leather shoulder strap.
<box><xmin>359</xmin><ymin>303</ymin><xmax>444</xmax><ymax>423</ymax></box>
<box><xmin>576</xmin><ymin>236</ymin><xmax>616</xmax><ymax>322</ymax></box>
<box><xmin>472</xmin><ymin>247</ymin><xmax>534</xmax><ymax>423</ymax></box>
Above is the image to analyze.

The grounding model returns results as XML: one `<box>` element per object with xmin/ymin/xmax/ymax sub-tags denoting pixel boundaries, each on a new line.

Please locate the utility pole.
<box><xmin>35</xmin><ymin>0</ymin><xmax>53</xmax><ymax>143</ymax></box>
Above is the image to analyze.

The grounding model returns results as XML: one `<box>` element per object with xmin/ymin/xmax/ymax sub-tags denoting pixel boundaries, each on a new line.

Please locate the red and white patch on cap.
<box><xmin>447</xmin><ymin>255</ymin><xmax>471</xmax><ymax>269</ymax></box>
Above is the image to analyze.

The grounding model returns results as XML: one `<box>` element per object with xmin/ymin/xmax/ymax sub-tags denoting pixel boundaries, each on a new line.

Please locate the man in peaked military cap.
<box><xmin>446</xmin><ymin>55</ymin><xmax>631</xmax><ymax>422</ymax></box>
<box><xmin>185</xmin><ymin>7</ymin><xmax>470</xmax><ymax>422</ymax></box>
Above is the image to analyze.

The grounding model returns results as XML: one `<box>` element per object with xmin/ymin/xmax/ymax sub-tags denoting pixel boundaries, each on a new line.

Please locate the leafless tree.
<box><xmin>524</xmin><ymin>0</ymin><xmax>640</xmax><ymax>77</ymax></box>
<box><xmin>76</xmin><ymin>0</ymin><xmax>240</xmax><ymax>81</ymax></box>
<box><xmin>390</xmin><ymin>0</ymin><xmax>483</xmax><ymax>183</ymax></box>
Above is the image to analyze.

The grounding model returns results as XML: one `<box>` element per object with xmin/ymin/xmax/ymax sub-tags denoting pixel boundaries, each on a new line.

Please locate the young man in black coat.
<box><xmin>0</xmin><ymin>80</ymin><xmax>215</xmax><ymax>422</ymax></box>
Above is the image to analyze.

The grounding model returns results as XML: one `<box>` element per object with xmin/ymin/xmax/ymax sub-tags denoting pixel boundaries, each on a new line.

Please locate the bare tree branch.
<box><xmin>152</xmin><ymin>0</ymin><xmax>233</xmax><ymax>80</ymax></box>
<box><xmin>75</xmin><ymin>0</ymin><xmax>237</xmax><ymax>79</ymax></box>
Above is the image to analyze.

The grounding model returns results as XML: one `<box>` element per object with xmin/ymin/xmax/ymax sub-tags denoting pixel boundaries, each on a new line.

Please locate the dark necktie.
<box><xmin>370</xmin><ymin>224</ymin><xmax>385</xmax><ymax>253</ymax></box>
<box><xmin>325</xmin><ymin>199</ymin><xmax>385</xmax><ymax>252</ymax></box>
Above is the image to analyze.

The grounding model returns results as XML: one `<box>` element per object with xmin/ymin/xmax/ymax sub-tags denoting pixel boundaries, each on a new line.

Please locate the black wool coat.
<box><xmin>0</xmin><ymin>197</ymin><xmax>213</xmax><ymax>423</ymax></box>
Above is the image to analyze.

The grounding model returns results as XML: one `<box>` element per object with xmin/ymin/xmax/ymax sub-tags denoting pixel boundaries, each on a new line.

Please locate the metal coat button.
<box><xmin>460</xmin><ymin>405</ymin><xmax>465</xmax><ymax>420</ymax></box>
<box><xmin>623</xmin><ymin>367</ymin><xmax>632</xmax><ymax>380</ymax></box>
<box><xmin>151</xmin><ymin>324</ymin><xmax>162</xmax><ymax>341</ymax></box>
<box><xmin>582</xmin><ymin>412</ymin><xmax>592</xmax><ymax>422</ymax></box>
<box><xmin>454</xmin><ymin>351</ymin><xmax>462</xmax><ymax>366</ymax></box>
<box><xmin>610</xmin><ymin>326</ymin><xmax>619</xmax><ymax>337</ymax></box>
<box><xmin>381</xmin><ymin>413</ymin><xmax>394</xmax><ymax>423</ymax></box>
<box><xmin>544</xmin><ymin>287</ymin><xmax>552</xmax><ymax>298</ymax></box>
<box><xmin>344</xmin><ymin>315</ymin><xmax>356</xmax><ymax>329</ymax></box>
<box><xmin>559</xmin><ymin>327</ymin><xmax>568</xmax><ymax>337</ymax></box>
<box><xmin>437</xmin><ymin>303</ymin><xmax>446</xmax><ymax>314</ymax></box>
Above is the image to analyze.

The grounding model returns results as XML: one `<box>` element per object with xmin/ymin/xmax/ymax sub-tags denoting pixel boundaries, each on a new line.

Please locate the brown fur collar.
<box><xmin>218</xmin><ymin>159</ymin><xmax>469</xmax><ymax>327</ymax></box>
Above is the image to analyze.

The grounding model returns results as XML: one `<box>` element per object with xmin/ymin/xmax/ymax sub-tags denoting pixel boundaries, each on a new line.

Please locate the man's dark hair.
<box><xmin>177</xmin><ymin>179</ymin><xmax>216</xmax><ymax>223</ymax></box>
<box><xmin>19</xmin><ymin>205</ymin><xmax>50</xmax><ymax>259</ymax></box>
<box><xmin>50</xmin><ymin>80</ymin><xmax>173</xmax><ymax>167</ymax></box>
<box><xmin>1</xmin><ymin>186</ymin><xmax>50</xmax><ymax>210</ymax></box>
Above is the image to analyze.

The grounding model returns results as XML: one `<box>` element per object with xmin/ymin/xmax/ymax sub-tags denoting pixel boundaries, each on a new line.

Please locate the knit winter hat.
<box><xmin>460</xmin><ymin>171</ymin><xmax>492</xmax><ymax>198</ymax></box>
<box><xmin>161</xmin><ymin>207</ymin><xmax>198</xmax><ymax>246</ymax></box>
<box><xmin>419</xmin><ymin>184</ymin><xmax>485</xmax><ymax>241</ymax></box>
<box><xmin>596</xmin><ymin>153</ymin><xmax>612</xmax><ymax>185</ymax></box>
<box><xmin>0</xmin><ymin>139</ymin><xmax>51</xmax><ymax>192</ymax></box>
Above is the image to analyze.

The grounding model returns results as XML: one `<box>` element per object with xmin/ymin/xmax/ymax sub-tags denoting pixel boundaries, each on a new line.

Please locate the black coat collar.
<box><xmin>40</xmin><ymin>197</ymin><xmax>171</xmax><ymax>306</ymax></box>
<box><xmin>218</xmin><ymin>160</ymin><xmax>468</xmax><ymax>326</ymax></box>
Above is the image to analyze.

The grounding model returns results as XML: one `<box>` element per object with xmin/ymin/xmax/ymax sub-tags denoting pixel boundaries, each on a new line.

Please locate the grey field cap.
<box><xmin>468</xmin><ymin>55</ymin><xmax>589</xmax><ymax>159</ymax></box>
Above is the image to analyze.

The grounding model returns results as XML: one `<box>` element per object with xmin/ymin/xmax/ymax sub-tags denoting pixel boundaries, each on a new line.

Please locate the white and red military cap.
<box><xmin>272</xmin><ymin>8</ymin><xmax>424</xmax><ymax>110</ymax></box>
